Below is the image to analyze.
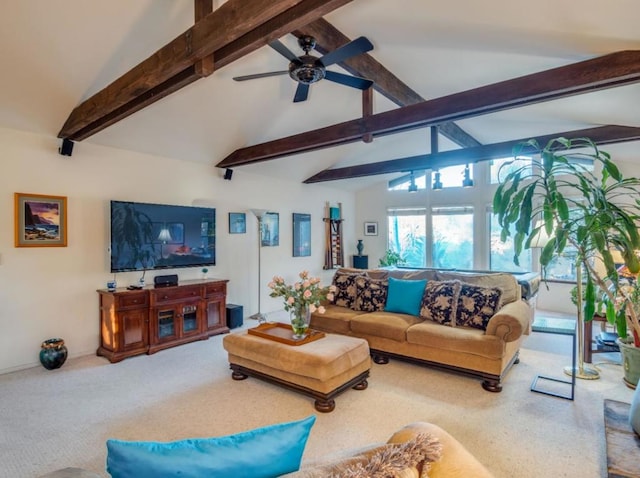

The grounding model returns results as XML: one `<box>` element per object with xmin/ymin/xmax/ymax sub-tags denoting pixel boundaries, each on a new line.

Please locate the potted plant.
<box><xmin>378</xmin><ymin>249</ymin><xmax>405</xmax><ymax>267</ymax></box>
<box><xmin>494</xmin><ymin>136</ymin><xmax>640</xmax><ymax>382</ymax></box>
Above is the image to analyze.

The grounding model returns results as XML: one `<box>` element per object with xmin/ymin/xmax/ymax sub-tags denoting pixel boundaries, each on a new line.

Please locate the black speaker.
<box><xmin>226</xmin><ymin>304</ymin><xmax>243</xmax><ymax>329</ymax></box>
<box><xmin>154</xmin><ymin>274</ymin><xmax>178</xmax><ymax>288</ymax></box>
<box><xmin>224</xmin><ymin>168</ymin><xmax>233</xmax><ymax>180</ymax></box>
<box><xmin>59</xmin><ymin>138</ymin><xmax>74</xmax><ymax>156</ymax></box>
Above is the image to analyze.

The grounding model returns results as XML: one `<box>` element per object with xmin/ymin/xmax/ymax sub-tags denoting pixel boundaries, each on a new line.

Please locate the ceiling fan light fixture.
<box><xmin>408</xmin><ymin>171</ymin><xmax>418</xmax><ymax>193</ymax></box>
<box><xmin>462</xmin><ymin>164</ymin><xmax>474</xmax><ymax>188</ymax></box>
<box><xmin>432</xmin><ymin>170</ymin><xmax>443</xmax><ymax>190</ymax></box>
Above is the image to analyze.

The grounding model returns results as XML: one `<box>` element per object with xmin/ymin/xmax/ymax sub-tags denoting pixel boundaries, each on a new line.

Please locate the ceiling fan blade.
<box><xmin>232</xmin><ymin>71</ymin><xmax>288</xmax><ymax>81</ymax></box>
<box><xmin>319</xmin><ymin>36</ymin><xmax>373</xmax><ymax>67</ymax></box>
<box><xmin>293</xmin><ymin>83</ymin><xmax>310</xmax><ymax>103</ymax></box>
<box><xmin>269</xmin><ymin>40</ymin><xmax>299</xmax><ymax>62</ymax></box>
<box><xmin>324</xmin><ymin>71</ymin><xmax>373</xmax><ymax>90</ymax></box>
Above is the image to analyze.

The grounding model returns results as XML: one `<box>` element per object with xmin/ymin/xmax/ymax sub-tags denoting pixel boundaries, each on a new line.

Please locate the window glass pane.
<box><xmin>490</xmin><ymin>157</ymin><xmax>532</xmax><ymax>184</ymax></box>
<box><xmin>387</xmin><ymin>209</ymin><xmax>426</xmax><ymax>267</ymax></box>
<box><xmin>388</xmin><ymin>172</ymin><xmax>426</xmax><ymax>191</ymax></box>
<box><xmin>544</xmin><ymin>250</ymin><xmax>578</xmax><ymax>281</ymax></box>
<box><xmin>488</xmin><ymin>211</ymin><xmax>532</xmax><ymax>272</ymax></box>
<box><xmin>435</xmin><ymin>164</ymin><xmax>472</xmax><ymax>189</ymax></box>
<box><xmin>432</xmin><ymin>207</ymin><xmax>473</xmax><ymax>269</ymax></box>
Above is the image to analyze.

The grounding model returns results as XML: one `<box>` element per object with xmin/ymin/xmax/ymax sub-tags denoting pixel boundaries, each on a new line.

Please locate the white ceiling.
<box><xmin>2</xmin><ymin>0</ymin><xmax>639</xmax><ymax>191</ymax></box>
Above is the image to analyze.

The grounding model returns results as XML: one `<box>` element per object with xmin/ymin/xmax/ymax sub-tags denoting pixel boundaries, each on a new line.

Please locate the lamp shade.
<box><xmin>157</xmin><ymin>228</ymin><xmax>172</xmax><ymax>242</ymax></box>
<box><xmin>250</xmin><ymin>209</ymin><xmax>268</xmax><ymax>220</ymax></box>
<box><xmin>530</xmin><ymin>220</ymin><xmax>553</xmax><ymax>249</ymax></box>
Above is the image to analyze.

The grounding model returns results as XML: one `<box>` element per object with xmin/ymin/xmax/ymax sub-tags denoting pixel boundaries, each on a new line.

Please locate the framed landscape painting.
<box><xmin>292</xmin><ymin>213</ymin><xmax>311</xmax><ymax>257</ymax></box>
<box><xmin>15</xmin><ymin>193</ymin><xmax>67</xmax><ymax>247</ymax></box>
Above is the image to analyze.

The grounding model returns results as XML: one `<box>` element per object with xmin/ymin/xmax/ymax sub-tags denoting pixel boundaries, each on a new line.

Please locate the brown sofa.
<box><xmin>311</xmin><ymin>268</ymin><xmax>534</xmax><ymax>392</ymax></box>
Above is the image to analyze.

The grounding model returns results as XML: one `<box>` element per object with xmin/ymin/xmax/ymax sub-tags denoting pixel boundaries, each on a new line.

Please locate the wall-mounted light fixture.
<box><xmin>462</xmin><ymin>164</ymin><xmax>474</xmax><ymax>188</ymax></box>
<box><xmin>408</xmin><ymin>171</ymin><xmax>418</xmax><ymax>193</ymax></box>
<box><xmin>432</xmin><ymin>170</ymin><xmax>443</xmax><ymax>190</ymax></box>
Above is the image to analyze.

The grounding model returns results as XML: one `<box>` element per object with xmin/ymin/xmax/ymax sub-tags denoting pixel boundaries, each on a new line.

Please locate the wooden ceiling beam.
<box><xmin>216</xmin><ymin>50</ymin><xmax>640</xmax><ymax>169</ymax></box>
<box><xmin>58</xmin><ymin>0</ymin><xmax>353</xmax><ymax>141</ymax></box>
<box><xmin>303</xmin><ymin>125</ymin><xmax>640</xmax><ymax>183</ymax></box>
<box><xmin>292</xmin><ymin>18</ymin><xmax>480</xmax><ymax>148</ymax></box>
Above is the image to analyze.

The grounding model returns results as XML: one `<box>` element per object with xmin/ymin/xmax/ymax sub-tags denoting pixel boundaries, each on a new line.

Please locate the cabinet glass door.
<box><xmin>182</xmin><ymin>304</ymin><xmax>198</xmax><ymax>334</ymax></box>
<box><xmin>157</xmin><ymin>310</ymin><xmax>176</xmax><ymax>339</ymax></box>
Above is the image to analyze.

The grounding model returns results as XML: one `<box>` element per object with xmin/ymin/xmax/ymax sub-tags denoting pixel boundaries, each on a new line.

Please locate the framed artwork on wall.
<box><xmin>229</xmin><ymin>212</ymin><xmax>246</xmax><ymax>234</ymax></box>
<box><xmin>292</xmin><ymin>213</ymin><xmax>311</xmax><ymax>257</ymax></box>
<box><xmin>14</xmin><ymin>192</ymin><xmax>68</xmax><ymax>247</ymax></box>
<box><xmin>261</xmin><ymin>212</ymin><xmax>279</xmax><ymax>246</ymax></box>
<box><xmin>364</xmin><ymin>221</ymin><xmax>378</xmax><ymax>236</ymax></box>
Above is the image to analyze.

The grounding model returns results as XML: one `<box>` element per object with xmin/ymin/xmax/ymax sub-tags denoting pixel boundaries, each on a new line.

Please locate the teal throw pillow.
<box><xmin>106</xmin><ymin>415</ymin><xmax>316</xmax><ymax>478</ymax></box>
<box><xmin>384</xmin><ymin>277</ymin><xmax>427</xmax><ymax>316</ymax></box>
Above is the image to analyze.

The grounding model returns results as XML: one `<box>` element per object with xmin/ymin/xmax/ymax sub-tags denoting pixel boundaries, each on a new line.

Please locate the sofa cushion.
<box><xmin>311</xmin><ymin>304</ymin><xmax>364</xmax><ymax>335</ymax></box>
<box><xmin>350</xmin><ymin>312</ymin><xmax>423</xmax><ymax>342</ymax></box>
<box><xmin>332</xmin><ymin>271</ymin><xmax>364</xmax><ymax>309</ymax></box>
<box><xmin>456</xmin><ymin>283</ymin><xmax>503</xmax><ymax>330</ymax></box>
<box><xmin>419</xmin><ymin>280</ymin><xmax>461</xmax><ymax>326</ymax></box>
<box><xmin>384</xmin><ymin>277</ymin><xmax>427</xmax><ymax>316</ymax></box>
<box><xmin>354</xmin><ymin>276</ymin><xmax>388</xmax><ymax>312</ymax></box>
<box><xmin>406</xmin><ymin>321</ymin><xmax>504</xmax><ymax>359</ymax></box>
<box><xmin>106</xmin><ymin>415</ymin><xmax>316</xmax><ymax>478</ymax></box>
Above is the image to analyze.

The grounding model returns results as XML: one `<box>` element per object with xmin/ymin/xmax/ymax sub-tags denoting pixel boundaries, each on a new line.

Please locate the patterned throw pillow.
<box><xmin>456</xmin><ymin>283</ymin><xmax>503</xmax><ymax>330</ymax></box>
<box><xmin>419</xmin><ymin>280</ymin><xmax>461</xmax><ymax>326</ymax></box>
<box><xmin>332</xmin><ymin>271</ymin><xmax>364</xmax><ymax>309</ymax></box>
<box><xmin>354</xmin><ymin>276</ymin><xmax>389</xmax><ymax>312</ymax></box>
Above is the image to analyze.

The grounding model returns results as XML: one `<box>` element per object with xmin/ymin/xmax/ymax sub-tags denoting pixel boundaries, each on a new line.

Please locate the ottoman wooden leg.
<box><xmin>230</xmin><ymin>364</ymin><xmax>248</xmax><ymax>380</ymax></box>
<box><xmin>314</xmin><ymin>398</ymin><xmax>336</xmax><ymax>413</ymax></box>
<box><xmin>353</xmin><ymin>379</ymin><xmax>368</xmax><ymax>390</ymax></box>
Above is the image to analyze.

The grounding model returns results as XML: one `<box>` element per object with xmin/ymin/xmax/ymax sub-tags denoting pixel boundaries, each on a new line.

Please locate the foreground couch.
<box><xmin>312</xmin><ymin>267</ymin><xmax>534</xmax><ymax>392</ymax></box>
<box><xmin>39</xmin><ymin>421</ymin><xmax>493</xmax><ymax>478</ymax></box>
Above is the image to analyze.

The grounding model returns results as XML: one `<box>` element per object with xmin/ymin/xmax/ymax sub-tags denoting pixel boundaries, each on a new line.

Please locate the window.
<box><xmin>490</xmin><ymin>157</ymin><xmax>532</xmax><ymax>184</ymax></box>
<box><xmin>387</xmin><ymin>208</ymin><xmax>426</xmax><ymax>267</ymax></box>
<box><xmin>431</xmin><ymin>206</ymin><xmax>473</xmax><ymax>269</ymax></box>
<box><xmin>433</xmin><ymin>164</ymin><xmax>473</xmax><ymax>189</ymax></box>
<box><xmin>488</xmin><ymin>209</ymin><xmax>532</xmax><ymax>272</ymax></box>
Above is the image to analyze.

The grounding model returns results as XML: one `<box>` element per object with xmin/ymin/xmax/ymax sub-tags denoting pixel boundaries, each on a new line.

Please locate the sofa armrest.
<box><xmin>485</xmin><ymin>300</ymin><xmax>533</xmax><ymax>342</ymax></box>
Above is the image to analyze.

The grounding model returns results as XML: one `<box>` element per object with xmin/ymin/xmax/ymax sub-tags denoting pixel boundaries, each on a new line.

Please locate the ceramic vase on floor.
<box><xmin>39</xmin><ymin>338</ymin><xmax>68</xmax><ymax>370</ymax></box>
<box><xmin>290</xmin><ymin>306</ymin><xmax>311</xmax><ymax>339</ymax></box>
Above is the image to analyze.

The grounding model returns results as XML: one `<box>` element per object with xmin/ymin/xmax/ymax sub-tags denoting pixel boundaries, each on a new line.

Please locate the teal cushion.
<box><xmin>106</xmin><ymin>415</ymin><xmax>316</xmax><ymax>478</ymax></box>
<box><xmin>384</xmin><ymin>277</ymin><xmax>427</xmax><ymax>316</ymax></box>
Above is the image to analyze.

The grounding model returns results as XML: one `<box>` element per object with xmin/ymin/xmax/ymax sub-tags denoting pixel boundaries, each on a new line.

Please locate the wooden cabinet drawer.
<box><xmin>205</xmin><ymin>281</ymin><xmax>226</xmax><ymax>297</ymax></box>
<box><xmin>117</xmin><ymin>292</ymin><xmax>148</xmax><ymax>309</ymax></box>
<box><xmin>152</xmin><ymin>286</ymin><xmax>201</xmax><ymax>304</ymax></box>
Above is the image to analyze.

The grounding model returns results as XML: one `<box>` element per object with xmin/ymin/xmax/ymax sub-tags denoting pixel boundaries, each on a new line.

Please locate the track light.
<box><xmin>432</xmin><ymin>170</ymin><xmax>443</xmax><ymax>190</ymax></box>
<box><xmin>462</xmin><ymin>164</ymin><xmax>474</xmax><ymax>188</ymax></box>
<box><xmin>408</xmin><ymin>171</ymin><xmax>418</xmax><ymax>193</ymax></box>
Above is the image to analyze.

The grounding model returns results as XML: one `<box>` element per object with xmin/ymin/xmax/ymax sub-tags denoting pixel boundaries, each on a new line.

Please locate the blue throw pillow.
<box><xmin>384</xmin><ymin>277</ymin><xmax>427</xmax><ymax>316</ymax></box>
<box><xmin>106</xmin><ymin>415</ymin><xmax>316</xmax><ymax>478</ymax></box>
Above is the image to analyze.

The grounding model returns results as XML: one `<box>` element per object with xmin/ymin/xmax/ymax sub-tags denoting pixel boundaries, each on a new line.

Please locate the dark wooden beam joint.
<box><xmin>194</xmin><ymin>0</ymin><xmax>215</xmax><ymax>77</ymax></box>
<box><xmin>362</xmin><ymin>87</ymin><xmax>373</xmax><ymax>143</ymax></box>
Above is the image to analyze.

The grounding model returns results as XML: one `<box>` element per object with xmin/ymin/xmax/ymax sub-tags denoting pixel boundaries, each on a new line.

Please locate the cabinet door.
<box><xmin>120</xmin><ymin>309</ymin><xmax>149</xmax><ymax>351</ymax></box>
<box><xmin>181</xmin><ymin>303</ymin><xmax>202</xmax><ymax>337</ymax></box>
<box><xmin>152</xmin><ymin>307</ymin><xmax>179</xmax><ymax>344</ymax></box>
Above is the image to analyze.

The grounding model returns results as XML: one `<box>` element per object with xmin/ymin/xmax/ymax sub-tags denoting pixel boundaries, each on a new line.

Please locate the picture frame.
<box><xmin>292</xmin><ymin>213</ymin><xmax>311</xmax><ymax>257</ymax></box>
<box><xmin>14</xmin><ymin>192</ymin><xmax>68</xmax><ymax>247</ymax></box>
<box><xmin>261</xmin><ymin>212</ymin><xmax>279</xmax><ymax>247</ymax></box>
<box><xmin>229</xmin><ymin>212</ymin><xmax>246</xmax><ymax>234</ymax></box>
<box><xmin>364</xmin><ymin>221</ymin><xmax>378</xmax><ymax>236</ymax></box>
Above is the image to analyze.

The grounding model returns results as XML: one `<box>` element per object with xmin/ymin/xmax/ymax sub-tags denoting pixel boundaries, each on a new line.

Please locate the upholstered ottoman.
<box><xmin>222</xmin><ymin>329</ymin><xmax>370</xmax><ymax>412</ymax></box>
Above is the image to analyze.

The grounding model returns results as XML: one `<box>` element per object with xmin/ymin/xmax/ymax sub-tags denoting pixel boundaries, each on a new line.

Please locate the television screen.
<box><xmin>110</xmin><ymin>200</ymin><xmax>215</xmax><ymax>272</ymax></box>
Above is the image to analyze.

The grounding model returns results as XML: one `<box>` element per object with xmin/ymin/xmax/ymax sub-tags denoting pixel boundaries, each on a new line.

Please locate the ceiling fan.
<box><xmin>233</xmin><ymin>35</ymin><xmax>374</xmax><ymax>103</ymax></box>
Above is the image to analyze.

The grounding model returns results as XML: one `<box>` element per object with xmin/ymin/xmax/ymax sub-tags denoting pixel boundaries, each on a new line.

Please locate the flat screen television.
<box><xmin>110</xmin><ymin>200</ymin><xmax>215</xmax><ymax>273</ymax></box>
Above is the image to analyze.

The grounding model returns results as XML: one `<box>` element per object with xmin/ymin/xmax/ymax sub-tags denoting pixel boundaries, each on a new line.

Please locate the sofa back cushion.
<box><xmin>419</xmin><ymin>280</ymin><xmax>461</xmax><ymax>326</ymax></box>
<box><xmin>455</xmin><ymin>283</ymin><xmax>503</xmax><ymax>330</ymax></box>
<box><xmin>332</xmin><ymin>271</ymin><xmax>364</xmax><ymax>309</ymax></box>
<box><xmin>384</xmin><ymin>277</ymin><xmax>427</xmax><ymax>316</ymax></box>
<box><xmin>354</xmin><ymin>276</ymin><xmax>388</xmax><ymax>312</ymax></box>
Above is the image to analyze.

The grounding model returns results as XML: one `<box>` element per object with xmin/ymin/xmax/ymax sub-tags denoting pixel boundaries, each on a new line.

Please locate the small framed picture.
<box><xmin>364</xmin><ymin>221</ymin><xmax>378</xmax><ymax>236</ymax></box>
<box><xmin>292</xmin><ymin>213</ymin><xmax>311</xmax><ymax>257</ymax></box>
<box><xmin>14</xmin><ymin>193</ymin><xmax>68</xmax><ymax>247</ymax></box>
<box><xmin>229</xmin><ymin>212</ymin><xmax>246</xmax><ymax>234</ymax></box>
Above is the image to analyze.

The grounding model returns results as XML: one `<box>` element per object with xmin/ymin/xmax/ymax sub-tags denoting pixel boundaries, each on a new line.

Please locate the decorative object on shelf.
<box><xmin>107</xmin><ymin>276</ymin><xmax>117</xmax><ymax>291</ymax></box>
<box><xmin>268</xmin><ymin>271</ymin><xmax>335</xmax><ymax>339</ymax></box>
<box><xmin>292</xmin><ymin>213</ymin><xmax>311</xmax><ymax>257</ymax></box>
<box><xmin>229</xmin><ymin>212</ymin><xmax>246</xmax><ymax>234</ymax></box>
<box><xmin>357</xmin><ymin>239</ymin><xmax>364</xmax><ymax>256</ymax></box>
<box><xmin>39</xmin><ymin>338</ymin><xmax>68</xmax><ymax>370</ymax></box>
<box><xmin>323</xmin><ymin>202</ymin><xmax>344</xmax><ymax>269</ymax></box>
<box><xmin>14</xmin><ymin>192</ymin><xmax>68</xmax><ymax>247</ymax></box>
<box><xmin>249</xmin><ymin>209</ymin><xmax>268</xmax><ymax>322</ymax></box>
<box><xmin>201</xmin><ymin>268</ymin><xmax>208</xmax><ymax>280</ymax></box>
<box><xmin>364</xmin><ymin>221</ymin><xmax>378</xmax><ymax>236</ymax></box>
<box><xmin>494</xmin><ymin>136</ymin><xmax>640</xmax><ymax>382</ymax></box>
<box><xmin>138</xmin><ymin>270</ymin><xmax>146</xmax><ymax>288</ymax></box>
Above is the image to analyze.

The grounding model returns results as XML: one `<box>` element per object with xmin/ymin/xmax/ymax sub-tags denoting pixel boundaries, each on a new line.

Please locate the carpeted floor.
<box><xmin>0</xmin><ymin>318</ymin><xmax>634</xmax><ymax>478</ymax></box>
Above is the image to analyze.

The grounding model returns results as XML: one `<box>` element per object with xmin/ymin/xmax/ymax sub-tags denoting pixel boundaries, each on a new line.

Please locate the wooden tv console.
<box><xmin>97</xmin><ymin>278</ymin><xmax>229</xmax><ymax>363</ymax></box>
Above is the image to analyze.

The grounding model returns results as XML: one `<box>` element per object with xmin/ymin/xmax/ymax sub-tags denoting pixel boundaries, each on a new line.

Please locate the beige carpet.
<box><xmin>0</xmin><ymin>320</ymin><xmax>634</xmax><ymax>478</ymax></box>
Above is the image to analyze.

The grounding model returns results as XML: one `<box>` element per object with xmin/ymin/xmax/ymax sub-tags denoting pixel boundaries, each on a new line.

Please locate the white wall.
<box><xmin>0</xmin><ymin>127</ymin><xmax>355</xmax><ymax>374</ymax></box>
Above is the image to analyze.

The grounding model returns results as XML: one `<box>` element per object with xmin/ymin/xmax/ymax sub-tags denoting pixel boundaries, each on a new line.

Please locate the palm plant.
<box><xmin>494</xmin><ymin>137</ymin><xmax>640</xmax><ymax>377</ymax></box>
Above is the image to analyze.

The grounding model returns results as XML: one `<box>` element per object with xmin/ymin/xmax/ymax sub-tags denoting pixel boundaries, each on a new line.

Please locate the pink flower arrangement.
<box><xmin>268</xmin><ymin>270</ymin><xmax>335</xmax><ymax>315</ymax></box>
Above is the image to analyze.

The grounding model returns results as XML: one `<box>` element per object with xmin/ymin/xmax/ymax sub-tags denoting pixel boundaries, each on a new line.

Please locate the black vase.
<box><xmin>39</xmin><ymin>338</ymin><xmax>68</xmax><ymax>370</ymax></box>
<box><xmin>357</xmin><ymin>239</ymin><xmax>364</xmax><ymax>256</ymax></box>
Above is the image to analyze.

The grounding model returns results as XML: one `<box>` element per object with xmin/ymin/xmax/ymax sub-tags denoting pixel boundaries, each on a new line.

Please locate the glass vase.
<box><xmin>290</xmin><ymin>306</ymin><xmax>311</xmax><ymax>339</ymax></box>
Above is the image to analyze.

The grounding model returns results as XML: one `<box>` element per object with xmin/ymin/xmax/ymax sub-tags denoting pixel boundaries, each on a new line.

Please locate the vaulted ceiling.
<box><xmin>2</xmin><ymin>0</ymin><xmax>640</xmax><ymax>191</ymax></box>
